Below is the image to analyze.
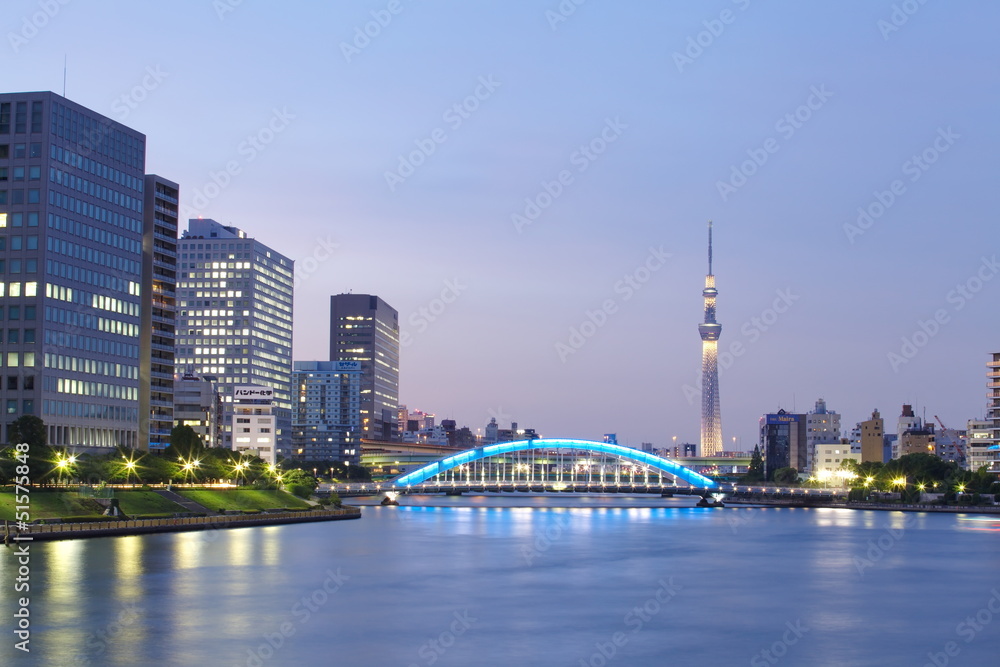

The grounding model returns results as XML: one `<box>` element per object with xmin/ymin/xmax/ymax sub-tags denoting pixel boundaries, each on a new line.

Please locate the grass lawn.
<box><xmin>176</xmin><ymin>489</ymin><xmax>311</xmax><ymax>511</ymax></box>
<box><xmin>115</xmin><ymin>490</ymin><xmax>187</xmax><ymax>516</ymax></box>
<box><xmin>0</xmin><ymin>489</ymin><xmax>105</xmax><ymax>521</ymax></box>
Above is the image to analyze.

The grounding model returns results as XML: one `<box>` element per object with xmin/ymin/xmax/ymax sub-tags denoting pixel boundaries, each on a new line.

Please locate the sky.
<box><xmin>4</xmin><ymin>0</ymin><xmax>998</xmax><ymax>450</ymax></box>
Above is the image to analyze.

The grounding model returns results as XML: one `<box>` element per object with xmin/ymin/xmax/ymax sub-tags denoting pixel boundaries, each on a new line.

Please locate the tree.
<box><xmin>773</xmin><ymin>467</ymin><xmax>799</xmax><ymax>485</ymax></box>
<box><xmin>745</xmin><ymin>445</ymin><xmax>765</xmax><ymax>482</ymax></box>
<box><xmin>9</xmin><ymin>415</ymin><xmax>46</xmax><ymax>448</ymax></box>
<box><xmin>166</xmin><ymin>425</ymin><xmax>202</xmax><ymax>460</ymax></box>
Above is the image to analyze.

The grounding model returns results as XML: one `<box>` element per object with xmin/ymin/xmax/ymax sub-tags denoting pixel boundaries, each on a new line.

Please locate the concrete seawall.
<box><xmin>7</xmin><ymin>507</ymin><xmax>362</xmax><ymax>542</ymax></box>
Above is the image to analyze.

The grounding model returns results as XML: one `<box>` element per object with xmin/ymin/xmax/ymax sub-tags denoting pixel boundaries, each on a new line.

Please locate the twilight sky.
<box><xmin>5</xmin><ymin>0</ymin><xmax>998</xmax><ymax>450</ymax></box>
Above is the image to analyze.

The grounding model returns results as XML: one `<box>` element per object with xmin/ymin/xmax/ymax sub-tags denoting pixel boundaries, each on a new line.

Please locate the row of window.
<box><xmin>0</xmin><ymin>232</ymin><xmax>38</xmax><ymax>250</ymax></box>
<box><xmin>0</xmin><ymin>143</ymin><xmax>43</xmax><ymax>160</ymax></box>
<box><xmin>6</xmin><ymin>399</ymin><xmax>34</xmax><ymax>415</ymax></box>
<box><xmin>0</xmin><ymin>351</ymin><xmax>36</xmax><ymax>367</ymax></box>
<box><xmin>0</xmin><ymin>259</ymin><xmax>38</xmax><ymax>275</ymax></box>
<box><xmin>0</xmin><ymin>102</ymin><xmax>43</xmax><ymax>135</ymax></box>
<box><xmin>49</xmin><ymin>376</ymin><xmax>138</xmax><ymax>400</ymax></box>
<box><xmin>45</xmin><ymin>305</ymin><xmax>139</xmax><ymax>344</ymax></box>
<box><xmin>0</xmin><ymin>188</ymin><xmax>41</xmax><ymax>205</ymax></box>
<box><xmin>50</xmin><ymin>166</ymin><xmax>142</xmax><ymax>212</ymax></box>
<box><xmin>43</xmin><ymin>330</ymin><xmax>138</xmax><ymax>360</ymax></box>
<box><xmin>51</xmin><ymin>101</ymin><xmax>144</xmax><ymax>171</ymax></box>
<box><xmin>1</xmin><ymin>329</ymin><xmax>35</xmax><ymax>344</ymax></box>
<box><xmin>46</xmin><ymin>234</ymin><xmax>140</xmax><ymax>277</ymax></box>
<box><xmin>0</xmin><ymin>212</ymin><xmax>39</xmax><ymax>228</ymax></box>
<box><xmin>0</xmin><ymin>165</ymin><xmax>42</xmax><ymax>181</ymax></box>
<box><xmin>44</xmin><ymin>282</ymin><xmax>140</xmax><ymax>318</ymax></box>
<box><xmin>43</xmin><ymin>399</ymin><xmax>139</xmax><ymax>422</ymax></box>
<box><xmin>5</xmin><ymin>375</ymin><xmax>35</xmax><ymax>391</ymax></box>
<box><xmin>0</xmin><ymin>305</ymin><xmax>37</xmax><ymax>320</ymax></box>
<box><xmin>47</xmin><ymin>259</ymin><xmax>134</xmax><ymax>295</ymax></box>
<box><xmin>49</xmin><ymin>188</ymin><xmax>142</xmax><ymax>236</ymax></box>
<box><xmin>44</xmin><ymin>353</ymin><xmax>138</xmax><ymax>380</ymax></box>
<box><xmin>49</xmin><ymin>211</ymin><xmax>142</xmax><ymax>255</ymax></box>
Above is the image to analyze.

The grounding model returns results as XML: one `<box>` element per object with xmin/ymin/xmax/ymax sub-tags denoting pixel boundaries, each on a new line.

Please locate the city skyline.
<box><xmin>4</xmin><ymin>2</ymin><xmax>998</xmax><ymax>448</ymax></box>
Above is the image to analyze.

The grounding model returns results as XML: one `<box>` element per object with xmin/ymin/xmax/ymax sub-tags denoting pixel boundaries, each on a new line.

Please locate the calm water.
<box><xmin>1</xmin><ymin>495</ymin><xmax>998</xmax><ymax>667</ymax></box>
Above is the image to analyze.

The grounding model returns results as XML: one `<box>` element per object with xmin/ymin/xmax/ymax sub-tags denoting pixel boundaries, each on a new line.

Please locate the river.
<box><xmin>2</xmin><ymin>494</ymin><xmax>998</xmax><ymax>666</ymax></box>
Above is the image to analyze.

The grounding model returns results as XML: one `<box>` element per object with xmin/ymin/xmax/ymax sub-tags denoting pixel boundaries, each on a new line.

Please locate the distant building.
<box><xmin>291</xmin><ymin>360</ymin><xmax>361</xmax><ymax>463</ymax></box>
<box><xmin>894</xmin><ymin>404</ymin><xmax>921</xmax><ymax>459</ymax></box>
<box><xmin>805</xmin><ymin>398</ymin><xmax>841</xmax><ymax>472</ymax></box>
<box><xmin>698</xmin><ymin>222</ymin><xmax>723</xmax><ymax>456</ymax></box>
<box><xmin>987</xmin><ymin>352</ymin><xmax>1000</xmax><ymax>472</ymax></box>
<box><xmin>966</xmin><ymin>419</ymin><xmax>994</xmax><ymax>471</ymax></box>
<box><xmin>172</xmin><ymin>373</ymin><xmax>222</xmax><ymax>448</ymax></box>
<box><xmin>485</xmin><ymin>418</ymin><xmax>499</xmax><ymax>444</ymax></box>
<box><xmin>759</xmin><ymin>409</ymin><xmax>807</xmax><ymax>479</ymax></box>
<box><xmin>231</xmin><ymin>385</ymin><xmax>276</xmax><ymax>465</ymax></box>
<box><xmin>860</xmin><ymin>410</ymin><xmax>884</xmax><ymax>463</ymax></box>
<box><xmin>812</xmin><ymin>443</ymin><xmax>861</xmax><ymax>476</ymax></box>
<box><xmin>329</xmin><ymin>294</ymin><xmax>399</xmax><ymax>441</ymax></box>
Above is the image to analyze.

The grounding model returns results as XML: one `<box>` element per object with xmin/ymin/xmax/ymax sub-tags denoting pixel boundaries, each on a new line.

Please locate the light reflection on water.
<box><xmin>1</xmin><ymin>497</ymin><xmax>997</xmax><ymax>667</ymax></box>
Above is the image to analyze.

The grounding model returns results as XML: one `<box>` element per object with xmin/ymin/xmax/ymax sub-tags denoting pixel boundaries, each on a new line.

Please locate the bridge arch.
<box><xmin>392</xmin><ymin>438</ymin><xmax>719</xmax><ymax>489</ymax></box>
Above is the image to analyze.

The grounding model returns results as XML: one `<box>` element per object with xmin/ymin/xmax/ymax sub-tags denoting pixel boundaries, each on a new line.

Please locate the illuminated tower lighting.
<box><xmin>698</xmin><ymin>221</ymin><xmax>723</xmax><ymax>456</ymax></box>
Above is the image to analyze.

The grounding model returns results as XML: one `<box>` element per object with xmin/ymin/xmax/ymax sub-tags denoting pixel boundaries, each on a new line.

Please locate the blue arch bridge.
<box><xmin>328</xmin><ymin>439</ymin><xmax>848</xmax><ymax>507</ymax></box>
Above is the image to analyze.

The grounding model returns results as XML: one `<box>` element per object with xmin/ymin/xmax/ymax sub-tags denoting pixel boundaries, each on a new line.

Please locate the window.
<box><xmin>25</xmin><ymin>259</ymin><xmax>36</xmax><ymax>274</ymax></box>
<box><xmin>0</xmin><ymin>145</ymin><xmax>8</xmax><ymax>158</ymax></box>
<box><xmin>30</xmin><ymin>102</ymin><xmax>42</xmax><ymax>134</ymax></box>
<box><xmin>6</xmin><ymin>400</ymin><xmax>16</xmax><ymax>414</ymax></box>
<box><xmin>28</xmin><ymin>166</ymin><xmax>39</xmax><ymax>180</ymax></box>
<box><xmin>9</xmin><ymin>260</ymin><xmax>19</xmax><ymax>274</ymax></box>
<box><xmin>10</xmin><ymin>213</ymin><xmax>21</xmax><ymax>227</ymax></box>
<box><xmin>6</xmin><ymin>353</ymin><xmax>17</xmax><ymax>367</ymax></box>
<box><xmin>25</xmin><ymin>236</ymin><xmax>36</xmax><ymax>250</ymax></box>
<box><xmin>11</xmin><ymin>190</ymin><xmax>22</xmax><ymax>204</ymax></box>
<box><xmin>0</xmin><ymin>168</ymin><xmax>6</xmax><ymax>181</ymax></box>
<box><xmin>26</xmin><ymin>189</ymin><xmax>38</xmax><ymax>204</ymax></box>
<box><xmin>10</xmin><ymin>237</ymin><xmax>20</xmax><ymax>250</ymax></box>
<box><xmin>6</xmin><ymin>329</ymin><xmax>16</xmax><ymax>344</ymax></box>
<box><xmin>23</xmin><ymin>376</ymin><xmax>33</xmax><ymax>390</ymax></box>
<box><xmin>22</xmin><ymin>399</ymin><xmax>33</xmax><ymax>415</ymax></box>
<box><xmin>8</xmin><ymin>307</ymin><xmax>18</xmax><ymax>320</ymax></box>
<box><xmin>14</xmin><ymin>102</ymin><xmax>26</xmax><ymax>134</ymax></box>
<box><xmin>6</xmin><ymin>377</ymin><xmax>16</xmax><ymax>390</ymax></box>
<box><xmin>28</xmin><ymin>143</ymin><xmax>41</xmax><ymax>158</ymax></box>
<box><xmin>12</xmin><ymin>144</ymin><xmax>24</xmax><ymax>159</ymax></box>
<box><xmin>26</xmin><ymin>213</ymin><xmax>37</xmax><ymax>227</ymax></box>
<box><xmin>12</xmin><ymin>167</ymin><xmax>23</xmax><ymax>181</ymax></box>
<box><xmin>23</xmin><ymin>329</ymin><xmax>33</xmax><ymax>343</ymax></box>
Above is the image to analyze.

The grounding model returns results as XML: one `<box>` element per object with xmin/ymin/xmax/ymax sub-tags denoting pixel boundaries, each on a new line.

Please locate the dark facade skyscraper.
<box><xmin>699</xmin><ymin>221</ymin><xmax>722</xmax><ymax>456</ymax></box>
<box><xmin>329</xmin><ymin>294</ymin><xmax>399</xmax><ymax>441</ymax></box>
<box><xmin>0</xmin><ymin>92</ymin><xmax>145</xmax><ymax>448</ymax></box>
<box><xmin>139</xmin><ymin>175</ymin><xmax>178</xmax><ymax>451</ymax></box>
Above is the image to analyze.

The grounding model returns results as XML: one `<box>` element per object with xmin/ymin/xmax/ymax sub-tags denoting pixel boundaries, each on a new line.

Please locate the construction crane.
<box><xmin>934</xmin><ymin>415</ymin><xmax>966</xmax><ymax>464</ymax></box>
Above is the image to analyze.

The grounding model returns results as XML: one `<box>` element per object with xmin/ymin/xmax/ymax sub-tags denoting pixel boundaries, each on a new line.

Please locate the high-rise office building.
<box><xmin>329</xmin><ymin>294</ymin><xmax>399</xmax><ymax>441</ymax></box>
<box><xmin>0</xmin><ymin>92</ymin><xmax>145</xmax><ymax>448</ymax></box>
<box><xmin>759</xmin><ymin>409</ymin><xmax>806</xmax><ymax>479</ymax></box>
<box><xmin>139</xmin><ymin>175</ymin><xmax>178</xmax><ymax>451</ymax></box>
<box><xmin>699</xmin><ymin>222</ymin><xmax>722</xmax><ymax>456</ymax></box>
<box><xmin>175</xmin><ymin>219</ymin><xmax>293</xmax><ymax>450</ymax></box>
<box><xmin>291</xmin><ymin>360</ymin><xmax>362</xmax><ymax>463</ymax></box>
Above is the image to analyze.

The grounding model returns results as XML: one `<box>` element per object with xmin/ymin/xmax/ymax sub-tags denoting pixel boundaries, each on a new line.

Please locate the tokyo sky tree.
<box><xmin>698</xmin><ymin>221</ymin><xmax>722</xmax><ymax>456</ymax></box>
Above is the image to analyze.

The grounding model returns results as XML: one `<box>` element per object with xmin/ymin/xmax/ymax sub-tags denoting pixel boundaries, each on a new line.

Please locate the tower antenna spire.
<box><xmin>708</xmin><ymin>220</ymin><xmax>713</xmax><ymax>276</ymax></box>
